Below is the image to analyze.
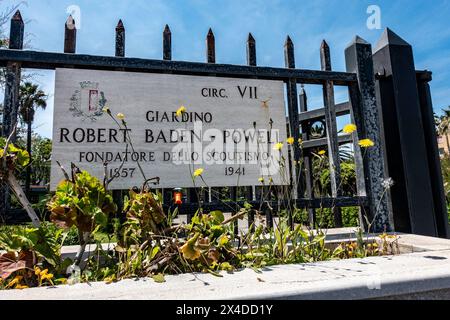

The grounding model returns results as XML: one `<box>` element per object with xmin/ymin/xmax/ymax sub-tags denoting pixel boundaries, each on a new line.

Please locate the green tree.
<box><xmin>30</xmin><ymin>135</ymin><xmax>51</xmax><ymax>185</ymax></box>
<box><xmin>18</xmin><ymin>82</ymin><xmax>47</xmax><ymax>194</ymax></box>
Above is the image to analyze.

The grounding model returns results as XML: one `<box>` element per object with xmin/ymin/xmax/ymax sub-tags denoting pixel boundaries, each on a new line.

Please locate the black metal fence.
<box><xmin>1</xmin><ymin>11</ymin><xmax>447</xmax><ymax>238</ymax></box>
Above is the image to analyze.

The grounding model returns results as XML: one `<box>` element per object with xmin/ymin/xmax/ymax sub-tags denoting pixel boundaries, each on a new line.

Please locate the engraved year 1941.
<box><xmin>225</xmin><ymin>167</ymin><xmax>245</xmax><ymax>176</ymax></box>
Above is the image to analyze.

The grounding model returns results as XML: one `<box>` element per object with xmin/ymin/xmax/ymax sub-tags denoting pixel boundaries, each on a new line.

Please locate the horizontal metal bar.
<box><xmin>165</xmin><ymin>196</ymin><xmax>367</xmax><ymax>215</ymax></box>
<box><xmin>302</xmin><ymin>133</ymin><xmax>353</xmax><ymax>149</ymax></box>
<box><xmin>0</xmin><ymin>49</ymin><xmax>357</xmax><ymax>85</ymax></box>
<box><xmin>299</xmin><ymin>102</ymin><xmax>351</xmax><ymax>122</ymax></box>
<box><xmin>5</xmin><ymin>196</ymin><xmax>367</xmax><ymax>224</ymax></box>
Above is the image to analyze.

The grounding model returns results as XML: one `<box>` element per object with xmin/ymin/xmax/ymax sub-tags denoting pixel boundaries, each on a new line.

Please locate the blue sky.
<box><xmin>1</xmin><ymin>0</ymin><xmax>450</xmax><ymax>138</ymax></box>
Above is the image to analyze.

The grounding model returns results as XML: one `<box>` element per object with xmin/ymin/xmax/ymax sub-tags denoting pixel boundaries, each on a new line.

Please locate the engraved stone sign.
<box><xmin>50</xmin><ymin>68</ymin><xmax>288</xmax><ymax>190</ymax></box>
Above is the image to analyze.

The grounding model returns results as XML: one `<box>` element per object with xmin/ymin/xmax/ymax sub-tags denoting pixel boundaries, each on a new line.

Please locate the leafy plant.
<box><xmin>47</xmin><ymin>169</ymin><xmax>117</xmax><ymax>267</ymax></box>
<box><xmin>0</xmin><ymin>221</ymin><xmax>72</xmax><ymax>289</ymax></box>
<box><xmin>0</xmin><ymin>137</ymin><xmax>30</xmax><ymax>170</ymax></box>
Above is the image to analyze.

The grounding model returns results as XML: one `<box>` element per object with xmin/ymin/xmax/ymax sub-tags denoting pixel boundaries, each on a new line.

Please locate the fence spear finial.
<box><xmin>66</xmin><ymin>15</ymin><xmax>75</xmax><ymax>28</ymax></box>
<box><xmin>115</xmin><ymin>19</ymin><xmax>125</xmax><ymax>57</ymax></box>
<box><xmin>285</xmin><ymin>35</ymin><xmax>293</xmax><ymax>46</ymax></box>
<box><xmin>284</xmin><ymin>35</ymin><xmax>295</xmax><ymax>68</ymax></box>
<box><xmin>320</xmin><ymin>39</ymin><xmax>332</xmax><ymax>71</ymax></box>
<box><xmin>247</xmin><ymin>33</ymin><xmax>256</xmax><ymax>66</ymax></box>
<box><xmin>247</xmin><ymin>32</ymin><xmax>255</xmax><ymax>43</ymax></box>
<box><xmin>163</xmin><ymin>24</ymin><xmax>172</xmax><ymax>60</ymax></box>
<box><xmin>64</xmin><ymin>15</ymin><xmax>77</xmax><ymax>53</ymax></box>
<box><xmin>206</xmin><ymin>28</ymin><xmax>215</xmax><ymax>63</ymax></box>
<box><xmin>116</xmin><ymin>19</ymin><xmax>124</xmax><ymax>29</ymax></box>
<box><xmin>9</xmin><ymin>9</ymin><xmax>24</xmax><ymax>50</ymax></box>
<box><xmin>12</xmin><ymin>10</ymin><xmax>23</xmax><ymax>21</ymax></box>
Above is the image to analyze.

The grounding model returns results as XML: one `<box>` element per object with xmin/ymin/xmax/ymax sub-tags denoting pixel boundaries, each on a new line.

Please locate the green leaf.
<box><xmin>152</xmin><ymin>273</ymin><xmax>166</xmax><ymax>283</ymax></box>
<box><xmin>16</xmin><ymin>149</ymin><xmax>30</xmax><ymax>167</ymax></box>
<box><xmin>217</xmin><ymin>234</ymin><xmax>229</xmax><ymax>247</ymax></box>
<box><xmin>150</xmin><ymin>246</ymin><xmax>160</xmax><ymax>260</ymax></box>
<box><xmin>210</xmin><ymin>211</ymin><xmax>224</xmax><ymax>224</ymax></box>
<box><xmin>219</xmin><ymin>262</ymin><xmax>234</xmax><ymax>272</ymax></box>
<box><xmin>94</xmin><ymin>209</ymin><xmax>108</xmax><ymax>227</ymax></box>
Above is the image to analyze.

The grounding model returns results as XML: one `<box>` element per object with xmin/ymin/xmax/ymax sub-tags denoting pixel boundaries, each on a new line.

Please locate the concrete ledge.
<box><xmin>2</xmin><ymin>233</ymin><xmax>450</xmax><ymax>300</ymax></box>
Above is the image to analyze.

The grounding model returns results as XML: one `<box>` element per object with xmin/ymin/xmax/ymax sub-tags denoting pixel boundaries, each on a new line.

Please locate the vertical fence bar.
<box><xmin>246</xmin><ymin>33</ymin><xmax>257</xmax><ymax>231</ymax></box>
<box><xmin>64</xmin><ymin>15</ymin><xmax>76</xmax><ymax>54</ymax></box>
<box><xmin>345</xmin><ymin>35</ymin><xmax>393</xmax><ymax>233</ymax></box>
<box><xmin>115</xmin><ymin>20</ymin><xmax>125</xmax><ymax>57</ymax></box>
<box><xmin>112</xmin><ymin>19</ymin><xmax>126</xmax><ymax>213</ymax></box>
<box><xmin>320</xmin><ymin>40</ymin><xmax>343</xmax><ymax>228</ymax></box>
<box><xmin>230</xmin><ymin>187</ymin><xmax>239</xmax><ymax>236</ymax></box>
<box><xmin>1</xmin><ymin>10</ymin><xmax>24</xmax><ymax>216</ymax></box>
<box><xmin>284</xmin><ymin>36</ymin><xmax>300</xmax><ymax>229</ymax></box>
<box><xmin>299</xmin><ymin>86</ymin><xmax>316</xmax><ymax>226</ymax></box>
<box><xmin>348</xmin><ymin>84</ymin><xmax>368</xmax><ymax>227</ymax></box>
<box><xmin>2</xmin><ymin>10</ymin><xmax>23</xmax><ymax>138</ymax></box>
<box><xmin>204</xmin><ymin>28</ymin><xmax>226</xmax><ymax>221</ymax></box>
<box><xmin>163</xmin><ymin>24</ymin><xmax>171</xmax><ymax>61</ymax></box>
<box><xmin>187</xmin><ymin>188</ymin><xmax>198</xmax><ymax>223</ymax></box>
<box><xmin>161</xmin><ymin>24</ymin><xmax>172</xmax><ymax>213</ymax></box>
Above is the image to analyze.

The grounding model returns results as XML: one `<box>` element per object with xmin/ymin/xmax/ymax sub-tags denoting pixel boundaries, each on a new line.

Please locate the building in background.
<box><xmin>438</xmin><ymin>133</ymin><xmax>450</xmax><ymax>157</ymax></box>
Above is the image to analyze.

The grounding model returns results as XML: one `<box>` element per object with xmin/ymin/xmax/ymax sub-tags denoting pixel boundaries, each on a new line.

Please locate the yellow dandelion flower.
<box><xmin>286</xmin><ymin>137</ymin><xmax>295</xmax><ymax>145</ymax></box>
<box><xmin>116</xmin><ymin>113</ymin><xmax>125</xmax><ymax>120</ymax></box>
<box><xmin>15</xmin><ymin>284</ymin><xmax>29</xmax><ymax>290</ymax></box>
<box><xmin>193</xmin><ymin>168</ymin><xmax>204</xmax><ymax>177</ymax></box>
<box><xmin>298</xmin><ymin>138</ymin><xmax>303</xmax><ymax>145</ymax></box>
<box><xmin>358</xmin><ymin>139</ymin><xmax>375</xmax><ymax>148</ymax></box>
<box><xmin>6</xmin><ymin>275</ymin><xmax>23</xmax><ymax>288</ymax></box>
<box><xmin>258</xmin><ymin>177</ymin><xmax>264</xmax><ymax>183</ymax></box>
<box><xmin>41</xmin><ymin>273</ymin><xmax>54</xmax><ymax>281</ymax></box>
<box><xmin>343</xmin><ymin>124</ymin><xmax>357</xmax><ymax>134</ymax></box>
<box><xmin>274</xmin><ymin>142</ymin><xmax>283</xmax><ymax>151</ymax></box>
<box><xmin>34</xmin><ymin>266</ymin><xmax>41</xmax><ymax>276</ymax></box>
<box><xmin>176</xmin><ymin>105</ymin><xmax>187</xmax><ymax>117</ymax></box>
<box><xmin>318</xmin><ymin>150</ymin><xmax>326</xmax><ymax>155</ymax></box>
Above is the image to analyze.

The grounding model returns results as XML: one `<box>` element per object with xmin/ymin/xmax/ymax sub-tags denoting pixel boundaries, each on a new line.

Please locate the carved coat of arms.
<box><xmin>69</xmin><ymin>81</ymin><xmax>107</xmax><ymax>122</ymax></box>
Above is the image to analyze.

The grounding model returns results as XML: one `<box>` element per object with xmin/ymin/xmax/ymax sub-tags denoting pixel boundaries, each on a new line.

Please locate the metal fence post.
<box><xmin>1</xmin><ymin>11</ymin><xmax>24</xmax><ymax>217</ymax></box>
<box><xmin>416</xmin><ymin>71</ymin><xmax>449</xmax><ymax>238</ymax></box>
<box><xmin>372</xmin><ymin>28</ymin><xmax>443</xmax><ymax>237</ymax></box>
<box><xmin>345</xmin><ymin>36</ymin><xmax>393</xmax><ymax>233</ymax></box>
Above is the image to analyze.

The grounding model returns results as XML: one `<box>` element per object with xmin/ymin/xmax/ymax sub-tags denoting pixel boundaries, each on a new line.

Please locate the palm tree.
<box><xmin>19</xmin><ymin>82</ymin><xmax>47</xmax><ymax>195</ymax></box>
<box><xmin>436</xmin><ymin>108</ymin><xmax>450</xmax><ymax>154</ymax></box>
